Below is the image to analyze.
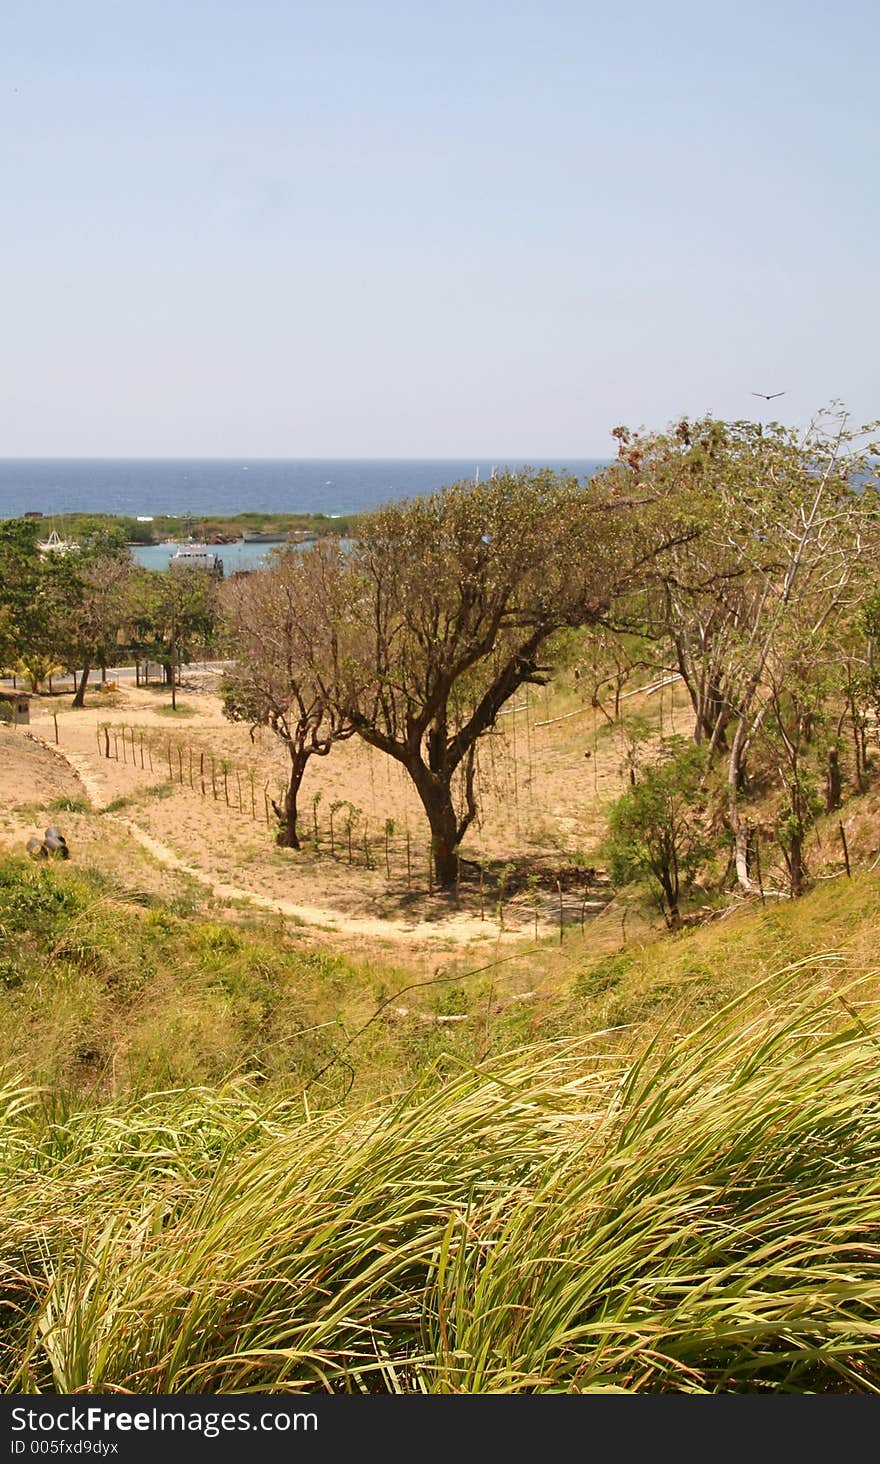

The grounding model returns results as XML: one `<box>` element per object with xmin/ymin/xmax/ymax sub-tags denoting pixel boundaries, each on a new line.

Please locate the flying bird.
<box><xmin>751</xmin><ymin>391</ymin><xmax>786</xmax><ymax>400</ymax></box>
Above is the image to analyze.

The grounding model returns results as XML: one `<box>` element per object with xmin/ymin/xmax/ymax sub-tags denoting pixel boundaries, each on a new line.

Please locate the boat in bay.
<box><xmin>170</xmin><ymin>541</ymin><xmax>223</xmax><ymax>575</ymax></box>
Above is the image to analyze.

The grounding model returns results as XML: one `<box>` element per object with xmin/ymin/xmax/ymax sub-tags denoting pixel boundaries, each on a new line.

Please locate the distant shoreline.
<box><xmin>10</xmin><ymin>509</ymin><xmax>362</xmax><ymax>545</ymax></box>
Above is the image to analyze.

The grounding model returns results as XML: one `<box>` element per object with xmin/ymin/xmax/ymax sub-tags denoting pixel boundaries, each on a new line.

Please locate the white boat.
<box><xmin>37</xmin><ymin>529</ymin><xmax>76</xmax><ymax>555</ymax></box>
<box><xmin>170</xmin><ymin>541</ymin><xmax>223</xmax><ymax>574</ymax></box>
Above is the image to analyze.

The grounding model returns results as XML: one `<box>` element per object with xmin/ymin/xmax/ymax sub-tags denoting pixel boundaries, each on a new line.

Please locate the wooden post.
<box><xmin>139</xmin><ymin>733</ymin><xmax>145</xmax><ymax>770</ymax></box>
<box><xmin>177</xmin><ymin>746</ymin><xmax>183</xmax><ymax>783</ymax></box>
<box><xmin>236</xmin><ymin>770</ymin><xmax>242</xmax><ymax>813</ymax></box>
<box><xmin>103</xmin><ymin>726</ymin><xmax>110</xmax><ymax>759</ymax></box>
<box><xmin>754</xmin><ymin>831</ymin><xmax>766</xmax><ymax>907</ymax></box>
<box><xmin>167</xmin><ymin>743</ymin><xmax>173</xmax><ymax>780</ymax></box>
<box><xmin>121</xmin><ymin>729</ymin><xmax>127</xmax><ymax>764</ymax></box>
<box><xmin>53</xmin><ymin>713</ymin><xmax>59</xmax><ymax>745</ymax></box>
<box><xmin>222</xmin><ymin>766</ymin><xmax>229</xmax><ymax>806</ymax></box>
<box><xmin>263</xmin><ymin>782</ymin><xmax>271</xmax><ymax>827</ymax></box>
<box><xmin>839</xmin><ymin>821</ymin><xmax>851</xmax><ymax>878</ymax></box>
<box><xmin>200</xmin><ymin>751</ymin><xmax>206</xmax><ymax>797</ymax></box>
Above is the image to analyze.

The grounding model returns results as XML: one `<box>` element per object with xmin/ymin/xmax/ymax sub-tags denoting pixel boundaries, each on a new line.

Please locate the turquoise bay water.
<box><xmin>131</xmin><ymin>541</ymin><xmax>277</xmax><ymax>573</ymax></box>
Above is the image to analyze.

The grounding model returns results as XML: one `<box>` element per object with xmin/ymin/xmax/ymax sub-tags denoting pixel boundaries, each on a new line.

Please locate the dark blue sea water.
<box><xmin>0</xmin><ymin>458</ymin><xmax>607</xmax><ymax>521</ymax></box>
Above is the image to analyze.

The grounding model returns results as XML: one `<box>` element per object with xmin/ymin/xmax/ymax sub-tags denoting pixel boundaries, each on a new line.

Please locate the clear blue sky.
<box><xmin>1</xmin><ymin>0</ymin><xmax>877</xmax><ymax>456</ymax></box>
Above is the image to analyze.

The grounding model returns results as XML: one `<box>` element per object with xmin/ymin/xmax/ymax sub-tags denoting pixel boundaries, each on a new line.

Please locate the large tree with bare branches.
<box><xmin>221</xmin><ymin>543</ymin><xmax>356</xmax><ymax>848</ymax></box>
<box><xmin>326</xmin><ymin>468</ymin><xmax>693</xmax><ymax>886</ymax></box>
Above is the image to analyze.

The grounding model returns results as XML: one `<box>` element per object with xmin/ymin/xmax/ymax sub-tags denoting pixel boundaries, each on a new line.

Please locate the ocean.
<box><xmin>0</xmin><ymin>458</ymin><xmax>607</xmax><ymax>521</ymax></box>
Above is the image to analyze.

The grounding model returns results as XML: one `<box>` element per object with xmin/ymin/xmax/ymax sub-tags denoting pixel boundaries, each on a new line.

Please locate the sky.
<box><xmin>1</xmin><ymin>0</ymin><xmax>877</xmax><ymax>457</ymax></box>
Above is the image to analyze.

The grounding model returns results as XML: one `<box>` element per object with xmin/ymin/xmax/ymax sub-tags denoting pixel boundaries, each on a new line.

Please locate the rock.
<box><xmin>43</xmin><ymin>827</ymin><xmax>70</xmax><ymax>859</ymax></box>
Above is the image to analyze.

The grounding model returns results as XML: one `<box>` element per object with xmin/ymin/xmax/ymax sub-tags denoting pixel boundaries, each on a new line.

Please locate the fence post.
<box><xmin>754</xmin><ymin>832</ymin><xmax>766</xmax><ymax>906</ymax></box>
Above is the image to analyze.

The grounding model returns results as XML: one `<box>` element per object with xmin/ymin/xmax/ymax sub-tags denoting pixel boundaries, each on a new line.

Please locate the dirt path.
<box><xmin>25</xmin><ymin>728</ymin><xmax>515</xmax><ymax>946</ymax></box>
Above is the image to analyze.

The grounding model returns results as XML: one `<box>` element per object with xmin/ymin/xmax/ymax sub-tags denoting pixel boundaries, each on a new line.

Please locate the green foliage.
<box><xmin>605</xmin><ymin>738</ymin><xmax>714</xmax><ymax>924</ymax></box>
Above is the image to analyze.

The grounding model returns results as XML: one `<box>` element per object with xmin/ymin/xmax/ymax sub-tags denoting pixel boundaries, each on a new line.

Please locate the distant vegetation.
<box><xmin>13</xmin><ymin>510</ymin><xmax>362</xmax><ymax>544</ymax></box>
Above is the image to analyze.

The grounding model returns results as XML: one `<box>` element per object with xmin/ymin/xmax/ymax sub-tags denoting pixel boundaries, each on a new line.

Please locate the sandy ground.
<box><xmin>2</xmin><ymin>671</ymin><xmax>687</xmax><ymax>955</ymax></box>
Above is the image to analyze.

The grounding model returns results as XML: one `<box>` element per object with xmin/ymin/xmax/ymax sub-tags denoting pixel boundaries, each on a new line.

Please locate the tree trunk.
<box><xmin>728</xmin><ymin>719</ymin><xmax>753</xmax><ymax>892</ymax></box>
<box><xmin>415</xmin><ymin>776</ymin><xmax>461</xmax><ymax>887</ymax></box>
<box><xmin>661</xmin><ymin>883</ymin><xmax>681</xmax><ymax>930</ymax></box>
<box><xmin>72</xmin><ymin>665</ymin><xmax>91</xmax><ymax>708</ymax></box>
<box><xmin>825</xmin><ymin>747</ymin><xmax>842</xmax><ymax>813</ymax></box>
<box><xmin>785</xmin><ymin>830</ymin><xmax>806</xmax><ymax>899</ymax></box>
<box><xmin>271</xmin><ymin>747</ymin><xmax>308</xmax><ymax>849</ymax></box>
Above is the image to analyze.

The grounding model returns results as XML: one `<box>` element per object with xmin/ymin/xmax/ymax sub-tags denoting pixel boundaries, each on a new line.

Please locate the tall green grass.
<box><xmin>4</xmin><ymin>966</ymin><xmax>880</xmax><ymax>1393</ymax></box>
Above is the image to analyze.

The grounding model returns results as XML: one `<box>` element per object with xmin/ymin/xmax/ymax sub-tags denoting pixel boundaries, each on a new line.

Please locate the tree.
<box><xmin>0</xmin><ymin>520</ymin><xmax>44</xmax><ymax>671</ymax></box>
<box><xmin>221</xmin><ymin>544</ymin><xmax>356</xmax><ymax>848</ymax></box>
<box><xmin>605</xmin><ymin>739</ymin><xmax>713</xmax><ymax>929</ymax></box>
<box><xmin>131</xmin><ymin>566</ymin><xmax>217</xmax><ymax>710</ymax></box>
<box><xmin>58</xmin><ymin>549</ymin><xmax>136</xmax><ymax>707</ymax></box>
<box><xmin>326</xmin><ymin>469</ymin><xmax>695</xmax><ymax>886</ymax></box>
<box><xmin>628</xmin><ymin>410</ymin><xmax>880</xmax><ymax>890</ymax></box>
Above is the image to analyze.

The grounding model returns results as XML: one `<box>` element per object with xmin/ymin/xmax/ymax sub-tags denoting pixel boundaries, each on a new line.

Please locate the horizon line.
<box><xmin>0</xmin><ymin>453</ymin><xmax>612</xmax><ymax>464</ymax></box>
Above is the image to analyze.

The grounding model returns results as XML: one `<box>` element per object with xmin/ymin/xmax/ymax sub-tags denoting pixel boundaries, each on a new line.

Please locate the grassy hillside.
<box><xmin>4</xmin><ymin>846</ymin><xmax>880</xmax><ymax>1392</ymax></box>
<box><xmin>3</xmin><ymin>853</ymin><xmax>879</xmax><ymax>1103</ymax></box>
<box><xmin>4</xmin><ymin>970</ymin><xmax>880</xmax><ymax>1393</ymax></box>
